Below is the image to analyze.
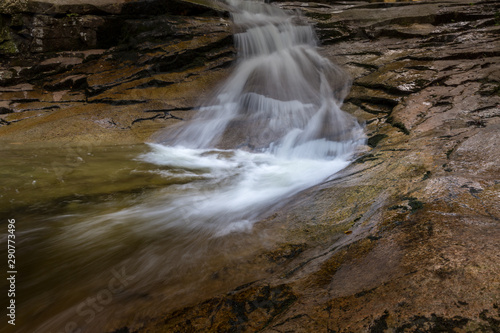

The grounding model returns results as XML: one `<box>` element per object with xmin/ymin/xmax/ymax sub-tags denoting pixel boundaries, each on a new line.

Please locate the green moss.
<box><xmin>0</xmin><ymin>20</ymin><xmax>18</xmax><ymax>55</ymax></box>
<box><xmin>0</xmin><ymin>40</ymin><xmax>19</xmax><ymax>54</ymax></box>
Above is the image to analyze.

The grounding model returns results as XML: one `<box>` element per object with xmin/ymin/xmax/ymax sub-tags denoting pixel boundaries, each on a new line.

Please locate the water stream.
<box><xmin>1</xmin><ymin>1</ymin><xmax>364</xmax><ymax>331</ymax></box>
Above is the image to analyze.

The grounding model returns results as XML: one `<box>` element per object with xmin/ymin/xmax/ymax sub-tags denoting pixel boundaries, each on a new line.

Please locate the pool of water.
<box><xmin>0</xmin><ymin>141</ymin><xmax>353</xmax><ymax>332</ymax></box>
<box><xmin>0</xmin><ymin>143</ymin><xmax>278</xmax><ymax>332</ymax></box>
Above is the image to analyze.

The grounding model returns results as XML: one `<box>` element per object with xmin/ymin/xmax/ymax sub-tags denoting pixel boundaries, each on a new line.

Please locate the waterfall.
<box><xmin>159</xmin><ymin>0</ymin><xmax>365</xmax><ymax>159</ymax></box>
<box><xmin>128</xmin><ymin>0</ymin><xmax>366</xmax><ymax>236</ymax></box>
<box><xmin>125</xmin><ymin>0</ymin><xmax>365</xmax><ymax>236</ymax></box>
<box><xmin>22</xmin><ymin>3</ymin><xmax>366</xmax><ymax>331</ymax></box>
<box><xmin>51</xmin><ymin>0</ymin><xmax>367</xmax><ymax>272</ymax></box>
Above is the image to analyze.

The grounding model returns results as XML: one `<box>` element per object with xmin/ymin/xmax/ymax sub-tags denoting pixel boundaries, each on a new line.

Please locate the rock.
<box><xmin>43</xmin><ymin>74</ymin><xmax>87</xmax><ymax>91</ymax></box>
<box><xmin>29</xmin><ymin>14</ymin><xmax>105</xmax><ymax>53</ymax></box>
<box><xmin>0</xmin><ymin>0</ymin><xmax>234</xmax><ymax>142</ymax></box>
<box><xmin>1</xmin><ymin>0</ymin><xmax>228</xmax><ymax>16</ymax></box>
<box><xmin>155</xmin><ymin>283</ymin><xmax>298</xmax><ymax>332</ymax></box>
<box><xmin>0</xmin><ymin>0</ymin><xmax>229</xmax><ymax>57</ymax></box>
<box><xmin>0</xmin><ymin>0</ymin><xmax>29</xmax><ymax>15</ymax></box>
<box><xmin>0</xmin><ymin>16</ymin><xmax>20</xmax><ymax>54</ymax></box>
<box><xmin>0</xmin><ymin>106</ymin><xmax>14</xmax><ymax>114</ymax></box>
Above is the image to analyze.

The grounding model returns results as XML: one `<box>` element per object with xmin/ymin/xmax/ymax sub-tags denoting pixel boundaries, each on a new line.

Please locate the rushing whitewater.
<box><xmin>60</xmin><ymin>0</ymin><xmax>367</xmax><ymax>243</ymax></box>
<box><xmin>132</xmin><ymin>0</ymin><xmax>366</xmax><ymax>236</ymax></box>
<box><xmin>161</xmin><ymin>0</ymin><xmax>364</xmax><ymax>158</ymax></box>
<box><xmin>56</xmin><ymin>0</ymin><xmax>368</xmax><ymax>260</ymax></box>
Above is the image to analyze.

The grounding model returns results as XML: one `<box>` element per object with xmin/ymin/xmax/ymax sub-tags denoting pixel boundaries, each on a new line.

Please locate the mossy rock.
<box><xmin>0</xmin><ymin>20</ymin><xmax>19</xmax><ymax>55</ymax></box>
<box><xmin>0</xmin><ymin>0</ymin><xmax>29</xmax><ymax>15</ymax></box>
<box><xmin>0</xmin><ymin>40</ymin><xmax>19</xmax><ymax>54</ymax></box>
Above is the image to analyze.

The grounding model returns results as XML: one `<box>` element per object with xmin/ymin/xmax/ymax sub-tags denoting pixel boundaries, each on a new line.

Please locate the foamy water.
<box><xmin>140</xmin><ymin>144</ymin><xmax>352</xmax><ymax>236</ymax></box>
<box><xmin>142</xmin><ymin>0</ymin><xmax>365</xmax><ymax>235</ymax></box>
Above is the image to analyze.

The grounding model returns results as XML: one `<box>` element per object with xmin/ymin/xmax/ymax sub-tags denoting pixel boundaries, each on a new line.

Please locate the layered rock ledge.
<box><xmin>1</xmin><ymin>0</ymin><xmax>233</xmax><ymax>144</ymax></box>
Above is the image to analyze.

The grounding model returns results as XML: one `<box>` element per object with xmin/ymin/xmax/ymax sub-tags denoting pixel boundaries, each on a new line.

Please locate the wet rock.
<box><xmin>263</xmin><ymin>243</ymin><xmax>308</xmax><ymax>264</ymax></box>
<box><xmin>0</xmin><ymin>106</ymin><xmax>14</xmax><ymax>114</ymax></box>
<box><xmin>156</xmin><ymin>283</ymin><xmax>297</xmax><ymax>332</ymax></box>
<box><xmin>367</xmin><ymin>133</ymin><xmax>387</xmax><ymax>148</ymax></box>
<box><xmin>43</xmin><ymin>74</ymin><xmax>87</xmax><ymax>91</ymax></box>
<box><xmin>0</xmin><ymin>0</ymin><xmax>228</xmax><ymax>56</ymax></box>
<box><xmin>0</xmin><ymin>0</ymin><xmax>234</xmax><ymax>142</ymax></box>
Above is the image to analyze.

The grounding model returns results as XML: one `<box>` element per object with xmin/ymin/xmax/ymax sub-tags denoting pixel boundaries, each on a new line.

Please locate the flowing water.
<box><xmin>1</xmin><ymin>1</ymin><xmax>364</xmax><ymax>332</ymax></box>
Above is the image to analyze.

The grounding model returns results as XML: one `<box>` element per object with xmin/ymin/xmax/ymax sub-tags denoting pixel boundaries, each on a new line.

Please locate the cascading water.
<box><xmin>137</xmin><ymin>0</ymin><xmax>366</xmax><ymax>236</ymax></box>
<box><xmin>8</xmin><ymin>1</ymin><xmax>365</xmax><ymax>332</ymax></box>
<box><xmin>162</xmin><ymin>0</ymin><xmax>364</xmax><ymax>159</ymax></box>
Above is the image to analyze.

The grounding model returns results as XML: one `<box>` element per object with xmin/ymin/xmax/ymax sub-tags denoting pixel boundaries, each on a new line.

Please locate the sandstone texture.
<box><xmin>0</xmin><ymin>0</ymin><xmax>233</xmax><ymax>145</ymax></box>
<box><xmin>1</xmin><ymin>0</ymin><xmax>499</xmax><ymax>332</ymax></box>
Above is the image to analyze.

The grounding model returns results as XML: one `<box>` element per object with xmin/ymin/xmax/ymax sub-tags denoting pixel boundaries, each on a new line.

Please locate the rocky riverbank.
<box><xmin>1</xmin><ymin>0</ymin><xmax>499</xmax><ymax>332</ymax></box>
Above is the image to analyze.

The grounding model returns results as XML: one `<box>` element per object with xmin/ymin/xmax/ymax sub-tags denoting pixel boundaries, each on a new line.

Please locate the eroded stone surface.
<box><xmin>0</xmin><ymin>0</ymin><xmax>233</xmax><ymax>144</ymax></box>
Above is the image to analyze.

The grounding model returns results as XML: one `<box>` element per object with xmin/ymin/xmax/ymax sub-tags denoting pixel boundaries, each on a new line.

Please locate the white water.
<box><xmin>139</xmin><ymin>0</ymin><xmax>365</xmax><ymax>236</ymax></box>
<box><xmin>60</xmin><ymin>0</ymin><xmax>367</xmax><ymax>253</ymax></box>
<box><xmin>138</xmin><ymin>145</ymin><xmax>351</xmax><ymax>236</ymax></box>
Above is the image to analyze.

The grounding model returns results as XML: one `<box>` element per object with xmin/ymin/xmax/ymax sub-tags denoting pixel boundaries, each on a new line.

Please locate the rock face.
<box><xmin>0</xmin><ymin>0</ymin><xmax>228</xmax><ymax>54</ymax></box>
<box><xmin>0</xmin><ymin>0</ymin><xmax>233</xmax><ymax>144</ymax></box>
<box><xmin>1</xmin><ymin>0</ymin><xmax>499</xmax><ymax>332</ymax></box>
